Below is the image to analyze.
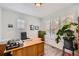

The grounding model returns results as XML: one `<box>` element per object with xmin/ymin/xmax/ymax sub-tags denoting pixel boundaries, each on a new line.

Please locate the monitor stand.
<box><xmin>22</xmin><ymin>38</ymin><xmax>32</xmax><ymax>43</ymax></box>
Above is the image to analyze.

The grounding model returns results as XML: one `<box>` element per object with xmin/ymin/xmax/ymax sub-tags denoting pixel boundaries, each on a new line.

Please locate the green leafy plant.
<box><xmin>56</xmin><ymin>22</ymin><xmax>78</xmax><ymax>44</ymax></box>
<box><xmin>38</xmin><ymin>31</ymin><xmax>46</xmax><ymax>41</ymax></box>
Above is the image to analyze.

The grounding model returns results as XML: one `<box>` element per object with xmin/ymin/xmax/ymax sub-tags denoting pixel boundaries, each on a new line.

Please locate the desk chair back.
<box><xmin>0</xmin><ymin>44</ymin><xmax>6</xmax><ymax>56</ymax></box>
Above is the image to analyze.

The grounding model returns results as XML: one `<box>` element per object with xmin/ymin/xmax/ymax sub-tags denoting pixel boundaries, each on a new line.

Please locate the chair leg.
<box><xmin>62</xmin><ymin>47</ymin><xmax>65</xmax><ymax>56</ymax></box>
<box><xmin>72</xmin><ymin>49</ymin><xmax>74</xmax><ymax>56</ymax></box>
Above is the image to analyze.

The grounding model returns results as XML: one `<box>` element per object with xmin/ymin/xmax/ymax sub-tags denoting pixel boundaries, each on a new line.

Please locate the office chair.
<box><xmin>0</xmin><ymin>44</ymin><xmax>6</xmax><ymax>56</ymax></box>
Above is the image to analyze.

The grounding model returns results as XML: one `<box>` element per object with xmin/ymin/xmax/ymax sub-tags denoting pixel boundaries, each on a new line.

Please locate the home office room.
<box><xmin>0</xmin><ymin>0</ymin><xmax>79</xmax><ymax>57</ymax></box>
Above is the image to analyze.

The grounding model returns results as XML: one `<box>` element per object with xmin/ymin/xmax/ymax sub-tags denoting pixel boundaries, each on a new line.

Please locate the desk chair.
<box><xmin>0</xmin><ymin>44</ymin><xmax>6</xmax><ymax>56</ymax></box>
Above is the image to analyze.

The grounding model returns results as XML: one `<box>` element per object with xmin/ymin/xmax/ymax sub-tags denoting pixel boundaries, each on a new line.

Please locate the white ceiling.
<box><xmin>0</xmin><ymin>3</ymin><xmax>77</xmax><ymax>18</ymax></box>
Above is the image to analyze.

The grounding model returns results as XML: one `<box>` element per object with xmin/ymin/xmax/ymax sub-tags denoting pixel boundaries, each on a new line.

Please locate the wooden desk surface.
<box><xmin>4</xmin><ymin>39</ymin><xmax>44</xmax><ymax>54</ymax></box>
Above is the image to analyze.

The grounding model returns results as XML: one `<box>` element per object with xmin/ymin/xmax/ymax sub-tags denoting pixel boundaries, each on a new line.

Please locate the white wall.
<box><xmin>1</xmin><ymin>8</ymin><xmax>40</xmax><ymax>42</ymax></box>
<box><xmin>24</xmin><ymin>15</ymin><xmax>40</xmax><ymax>38</ymax></box>
<box><xmin>0</xmin><ymin>8</ymin><xmax>2</xmax><ymax>41</ymax></box>
<box><xmin>2</xmin><ymin>9</ymin><xmax>17</xmax><ymax>41</ymax></box>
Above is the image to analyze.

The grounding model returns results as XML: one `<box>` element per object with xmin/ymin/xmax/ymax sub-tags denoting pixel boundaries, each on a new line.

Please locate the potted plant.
<box><xmin>38</xmin><ymin>31</ymin><xmax>46</xmax><ymax>41</ymax></box>
<box><xmin>55</xmin><ymin>22</ymin><xmax>78</xmax><ymax>55</ymax></box>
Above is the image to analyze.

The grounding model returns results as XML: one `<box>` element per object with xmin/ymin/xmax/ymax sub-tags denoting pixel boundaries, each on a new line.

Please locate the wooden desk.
<box><xmin>4</xmin><ymin>40</ymin><xmax>44</xmax><ymax>56</ymax></box>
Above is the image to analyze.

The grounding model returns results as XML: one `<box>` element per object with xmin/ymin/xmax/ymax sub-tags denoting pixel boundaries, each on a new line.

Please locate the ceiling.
<box><xmin>0</xmin><ymin>3</ymin><xmax>77</xmax><ymax>18</ymax></box>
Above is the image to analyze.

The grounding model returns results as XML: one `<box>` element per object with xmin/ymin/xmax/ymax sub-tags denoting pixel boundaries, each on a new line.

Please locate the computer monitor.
<box><xmin>21</xmin><ymin>32</ymin><xmax>27</xmax><ymax>40</ymax></box>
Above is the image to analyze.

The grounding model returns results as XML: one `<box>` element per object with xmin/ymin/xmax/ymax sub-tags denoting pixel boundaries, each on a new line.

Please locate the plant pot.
<box><xmin>38</xmin><ymin>31</ymin><xmax>46</xmax><ymax>41</ymax></box>
<box><xmin>64</xmin><ymin>39</ymin><xmax>73</xmax><ymax>50</ymax></box>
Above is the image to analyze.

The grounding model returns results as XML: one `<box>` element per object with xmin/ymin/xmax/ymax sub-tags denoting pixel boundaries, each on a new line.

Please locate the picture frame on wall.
<box><xmin>35</xmin><ymin>26</ymin><xmax>39</xmax><ymax>30</ymax></box>
<box><xmin>8</xmin><ymin>24</ymin><xmax>13</xmax><ymax>28</ymax></box>
<box><xmin>30</xmin><ymin>25</ymin><xmax>34</xmax><ymax>30</ymax></box>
